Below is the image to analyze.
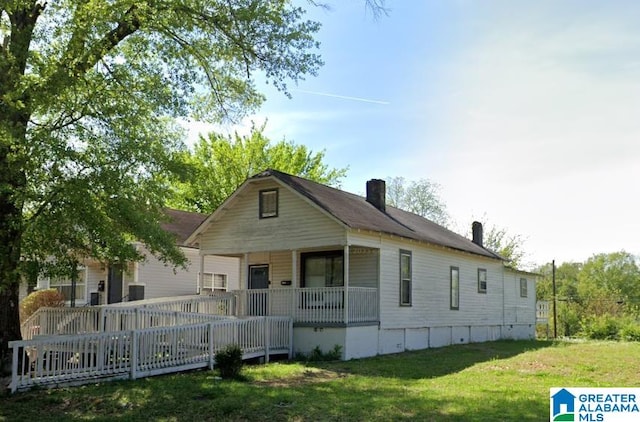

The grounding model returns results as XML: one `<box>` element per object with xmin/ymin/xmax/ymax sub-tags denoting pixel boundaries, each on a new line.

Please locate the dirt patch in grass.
<box><xmin>252</xmin><ymin>368</ymin><xmax>348</xmax><ymax>388</ymax></box>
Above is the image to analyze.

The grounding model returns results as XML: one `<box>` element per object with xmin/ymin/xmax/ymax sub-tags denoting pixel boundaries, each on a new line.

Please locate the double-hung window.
<box><xmin>200</xmin><ymin>272</ymin><xmax>228</xmax><ymax>293</ymax></box>
<box><xmin>520</xmin><ymin>278</ymin><xmax>528</xmax><ymax>297</ymax></box>
<box><xmin>450</xmin><ymin>266</ymin><xmax>460</xmax><ymax>310</ymax></box>
<box><xmin>399</xmin><ymin>250</ymin><xmax>412</xmax><ymax>306</ymax></box>
<box><xmin>478</xmin><ymin>269</ymin><xmax>487</xmax><ymax>293</ymax></box>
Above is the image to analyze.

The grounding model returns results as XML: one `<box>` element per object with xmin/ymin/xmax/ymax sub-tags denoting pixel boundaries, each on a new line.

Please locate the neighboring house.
<box><xmin>26</xmin><ymin>208</ymin><xmax>240</xmax><ymax>305</ymax></box>
<box><xmin>187</xmin><ymin>169</ymin><xmax>537</xmax><ymax>359</ymax></box>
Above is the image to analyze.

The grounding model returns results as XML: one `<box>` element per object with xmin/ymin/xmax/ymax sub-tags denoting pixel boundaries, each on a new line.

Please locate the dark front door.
<box><xmin>248</xmin><ymin>265</ymin><xmax>269</xmax><ymax>315</ymax></box>
<box><xmin>107</xmin><ymin>264</ymin><xmax>124</xmax><ymax>304</ymax></box>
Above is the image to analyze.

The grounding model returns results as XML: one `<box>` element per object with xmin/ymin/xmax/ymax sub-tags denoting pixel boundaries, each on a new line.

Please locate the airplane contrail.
<box><xmin>295</xmin><ymin>89</ymin><xmax>390</xmax><ymax>105</ymax></box>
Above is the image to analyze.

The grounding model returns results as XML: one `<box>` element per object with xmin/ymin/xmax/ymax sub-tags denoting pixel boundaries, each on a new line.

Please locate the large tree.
<box><xmin>0</xmin><ymin>0</ymin><xmax>323</xmax><ymax>363</ymax></box>
<box><xmin>483</xmin><ymin>224</ymin><xmax>528</xmax><ymax>269</ymax></box>
<box><xmin>576</xmin><ymin>252</ymin><xmax>640</xmax><ymax>317</ymax></box>
<box><xmin>385</xmin><ymin>176</ymin><xmax>449</xmax><ymax>227</ymax></box>
<box><xmin>168</xmin><ymin>123</ymin><xmax>347</xmax><ymax>213</ymax></box>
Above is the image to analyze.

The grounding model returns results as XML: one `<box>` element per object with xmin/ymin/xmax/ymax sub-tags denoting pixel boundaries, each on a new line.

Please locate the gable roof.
<box><xmin>161</xmin><ymin>208</ymin><xmax>208</xmax><ymax>247</ymax></box>
<box><xmin>186</xmin><ymin>169</ymin><xmax>499</xmax><ymax>260</ymax></box>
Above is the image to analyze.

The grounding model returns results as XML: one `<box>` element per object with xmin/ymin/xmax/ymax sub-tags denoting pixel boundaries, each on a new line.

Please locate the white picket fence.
<box><xmin>10</xmin><ymin>316</ymin><xmax>292</xmax><ymax>393</ymax></box>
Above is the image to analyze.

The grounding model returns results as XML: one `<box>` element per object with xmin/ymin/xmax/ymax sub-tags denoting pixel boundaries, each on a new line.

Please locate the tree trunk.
<box><xmin>0</xmin><ymin>115</ymin><xmax>27</xmax><ymax>371</ymax></box>
<box><xmin>0</xmin><ymin>164</ymin><xmax>24</xmax><ymax>372</ymax></box>
<box><xmin>0</xmin><ymin>2</ymin><xmax>40</xmax><ymax>368</ymax></box>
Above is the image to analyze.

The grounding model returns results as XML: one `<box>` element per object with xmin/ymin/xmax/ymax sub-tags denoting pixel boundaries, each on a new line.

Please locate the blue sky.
<box><xmin>188</xmin><ymin>1</ymin><xmax>640</xmax><ymax>267</ymax></box>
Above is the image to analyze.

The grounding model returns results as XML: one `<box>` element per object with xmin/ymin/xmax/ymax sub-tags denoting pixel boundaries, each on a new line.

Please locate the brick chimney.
<box><xmin>366</xmin><ymin>179</ymin><xmax>386</xmax><ymax>212</ymax></box>
<box><xmin>472</xmin><ymin>221</ymin><xmax>483</xmax><ymax>247</ymax></box>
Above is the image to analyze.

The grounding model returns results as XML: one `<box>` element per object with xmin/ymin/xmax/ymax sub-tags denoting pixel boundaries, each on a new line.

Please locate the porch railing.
<box><xmin>103</xmin><ymin>294</ymin><xmax>236</xmax><ymax>316</ymax></box>
<box><xmin>234</xmin><ymin>287</ymin><xmax>379</xmax><ymax>324</ymax></box>
<box><xmin>21</xmin><ymin>287</ymin><xmax>379</xmax><ymax>341</ymax></box>
<box><xmin>10</xmin><ymin>316</ymin><xmax>292</xmax><ymax>393</ymax></box>
<box><xmin>21</xmin><ymin>306</ymin><xmax>233</xmax><ymax>340</ymax></box>
<box><xmin>536</xmin><ymin>301</ymin><xmax>550</xmax><ymax>322</ymax></box>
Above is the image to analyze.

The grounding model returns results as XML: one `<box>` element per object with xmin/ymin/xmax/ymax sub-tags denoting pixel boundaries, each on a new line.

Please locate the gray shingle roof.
<box><xmin>252</xmin><ymin>169</ymin><xmax>502</xmax><ymax>260</ymax></box>
<box><xmin>162</xmin><ymin>208</ymin><xmax>208</xmax><ymax>246</ymax></box>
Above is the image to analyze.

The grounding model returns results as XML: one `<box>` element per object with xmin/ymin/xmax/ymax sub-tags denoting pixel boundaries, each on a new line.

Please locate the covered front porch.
<box><xmin>198</xmin><ymin>245</ymin><xmax>380</xmax><ymax>326</ymax></box>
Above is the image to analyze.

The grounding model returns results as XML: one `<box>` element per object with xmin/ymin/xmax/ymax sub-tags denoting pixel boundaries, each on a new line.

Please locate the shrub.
<box><xmin>20</xmin><ymin>289</ymin><xmax>65</xmax><ymax>322</ymax></box>
<box><xmin>297</xmin><ymin>344</ymin><xmax>343</xmax><ymax>362</ymax></box>
<box><xmin>619</xmin><ymin>320</ymin><xmax>640</xmax><ymax>342</ymax></box>
<box><xmin>580</xmin><ymin>315</ymin><xmax>621</xmax><ymax>340</ymax></box>
<box><xmin>215</xmin><ymin>344</ymin><xmax>243</xmax><ymax>379</ymax></box>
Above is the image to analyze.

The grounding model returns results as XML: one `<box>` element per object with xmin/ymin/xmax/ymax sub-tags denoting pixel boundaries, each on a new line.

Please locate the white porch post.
<box><xmin>344</xmin><ymin>245</ymin><xmax>350</xmax><ymax>325</ymax></box>
<box><xmin>84</xmin><ymin>266</ymin><xmax>89</xmax><ymax>304</ymax></box>
<box><xmin>291</xmin><ymin>250</ymin><xmax>298</xmax><ymax>287</ymax></box>
<box><xmin>133</xmin><ymin>262</ymin><xmax>139</xmax><ymax>287</ymax></box>
<box><xmin>291</xmin><ymin>250</ymin><xmax>297</xmax><ymax>318</ymax></box>
<box><xmin>199</xmin><ymin>254</ymin><xmax>205</xmax><ymax>294</ymax></box>
<box><xmin>244</xmin><ymin>253</ymin><xmax>250</xmax><ymax>289</ymax></box>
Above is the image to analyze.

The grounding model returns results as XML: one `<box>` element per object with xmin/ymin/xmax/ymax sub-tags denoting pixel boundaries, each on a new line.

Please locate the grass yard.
<box><xmin>2</xmin><ymin>340</ymin><xmax>639</xmax><ymax>421</ymax></box>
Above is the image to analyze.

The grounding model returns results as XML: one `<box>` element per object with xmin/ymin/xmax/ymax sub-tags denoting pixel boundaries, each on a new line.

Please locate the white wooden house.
<box><xmin>186</xmin><ymin>169</ymin><xmax>537</xmax><ymax>360</ymax></box>
<box><xmin>29</xmin><ymin>209</ymin><xmax>240</xmax><ymax>305</ymax></box>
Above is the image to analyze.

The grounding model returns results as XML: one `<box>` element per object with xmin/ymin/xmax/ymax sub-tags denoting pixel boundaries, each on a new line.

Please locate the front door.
<box><xmin>107</xmin><ymin>264</ymin><xmax>124</xmax><ymax>304</ymax></box>
<box><xmin>248</xmin><ymin>265</ymin><xmax>269</xmax><ymax>315</ymax></box>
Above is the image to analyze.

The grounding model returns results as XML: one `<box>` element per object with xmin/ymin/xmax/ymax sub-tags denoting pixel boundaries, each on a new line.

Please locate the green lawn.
<box><xmin>2</xmin><ymin>340</ymin><xmax>639</xmax><ymax>421</ymax></box>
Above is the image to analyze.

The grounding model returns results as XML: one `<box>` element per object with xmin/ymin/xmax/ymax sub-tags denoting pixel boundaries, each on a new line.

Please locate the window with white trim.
<box><xmin>200</xmin><ymin>272</ymin><xmax>228</xmax><ymax>293</ymax></box>
<box><xmin>399</xmin><ymin>250</ymin><xmax>412</xmax><ymax>306</ymax></box>
<box><xmin>520</xmin><ymin>278</ymin><xmax>528</xmax><ymax>297</ymax></box>
<box><xmin>259</xmin><ymin>189</ymin><xmax>278</xmax><ymax>218</ymax></box>
<box><xmin>450</xmin><ymin>266</ymin><xmax>460</xmax><ymax>310</ymax></box>
<box><xmin>46</xmin><ymin>268</ymin><xmax>86</xmax><ymax>303</ymax></box>
<box><xmin>478</xmin><ymin>268</ymin><xmax>487</xmax><ymax>293</ymax></box>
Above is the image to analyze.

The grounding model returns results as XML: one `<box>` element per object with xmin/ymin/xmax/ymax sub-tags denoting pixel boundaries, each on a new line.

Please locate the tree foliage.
<box><xmin>168</xmin><ymin>123</ymin><xmax>347</xmax><ymax>213</ymax></box>
<box><xmin>385</xmin><ymin>177</ymin><xmax>449</xmax><ymax>227</ymax></box>
<box><xmin>483</xmin><ymin>224</ymin><xmax>528</xmax><ymax>269</ymax></box>
<box><xmin>536</xmin><ymin>252</ymin><xmax>640</xmax><ymax>338</ymax></box>
<box><xmin>0</xmin><ymin>0</ymin><xmax>323</xmax><ymax>360</ymax></box>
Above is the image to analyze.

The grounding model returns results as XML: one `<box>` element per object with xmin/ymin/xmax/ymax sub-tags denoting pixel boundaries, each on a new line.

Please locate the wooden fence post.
<box><xmin>10</xmin><ymin>343</ymin><xmax>19</xmax><ymax>393</ymax></box>
<box><xmin>288</xmin><ymin>318</ymin><xmax>294</xmax><ymax>360</ymax></box>
<box><xmin>131</xmin><ymin>330</ymin><xmax>138</xmax><ymax>380</ymax></box>
<box><xmin>208</xmin><ymin>323</ymin><xmax>215</xmax><ymax>370</ymax></box>
<box><xmin>264</xmin><ymin>318</ymin><xmax>270</xmax><ymax>363</ymax></box>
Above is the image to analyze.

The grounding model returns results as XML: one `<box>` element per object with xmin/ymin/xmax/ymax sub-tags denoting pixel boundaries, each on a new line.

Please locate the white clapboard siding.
<box><xmin>351</xmin><ymin>233</ymin><xmax>506</xmax><ymax>329</ymax></box>
<box><xmin>503</xmin><ymin>268</ymin><xmax>536</xmax><ymax>324</ymax></box>
<box><xmin>135</xmin><ymin>246</ymin><xmax>240</xmax><ymax>299</ymax></box>
<box><xmin>199</xmin><ymin>181</ymin><xmax>346</xmax><ymax>254</ymax></box>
